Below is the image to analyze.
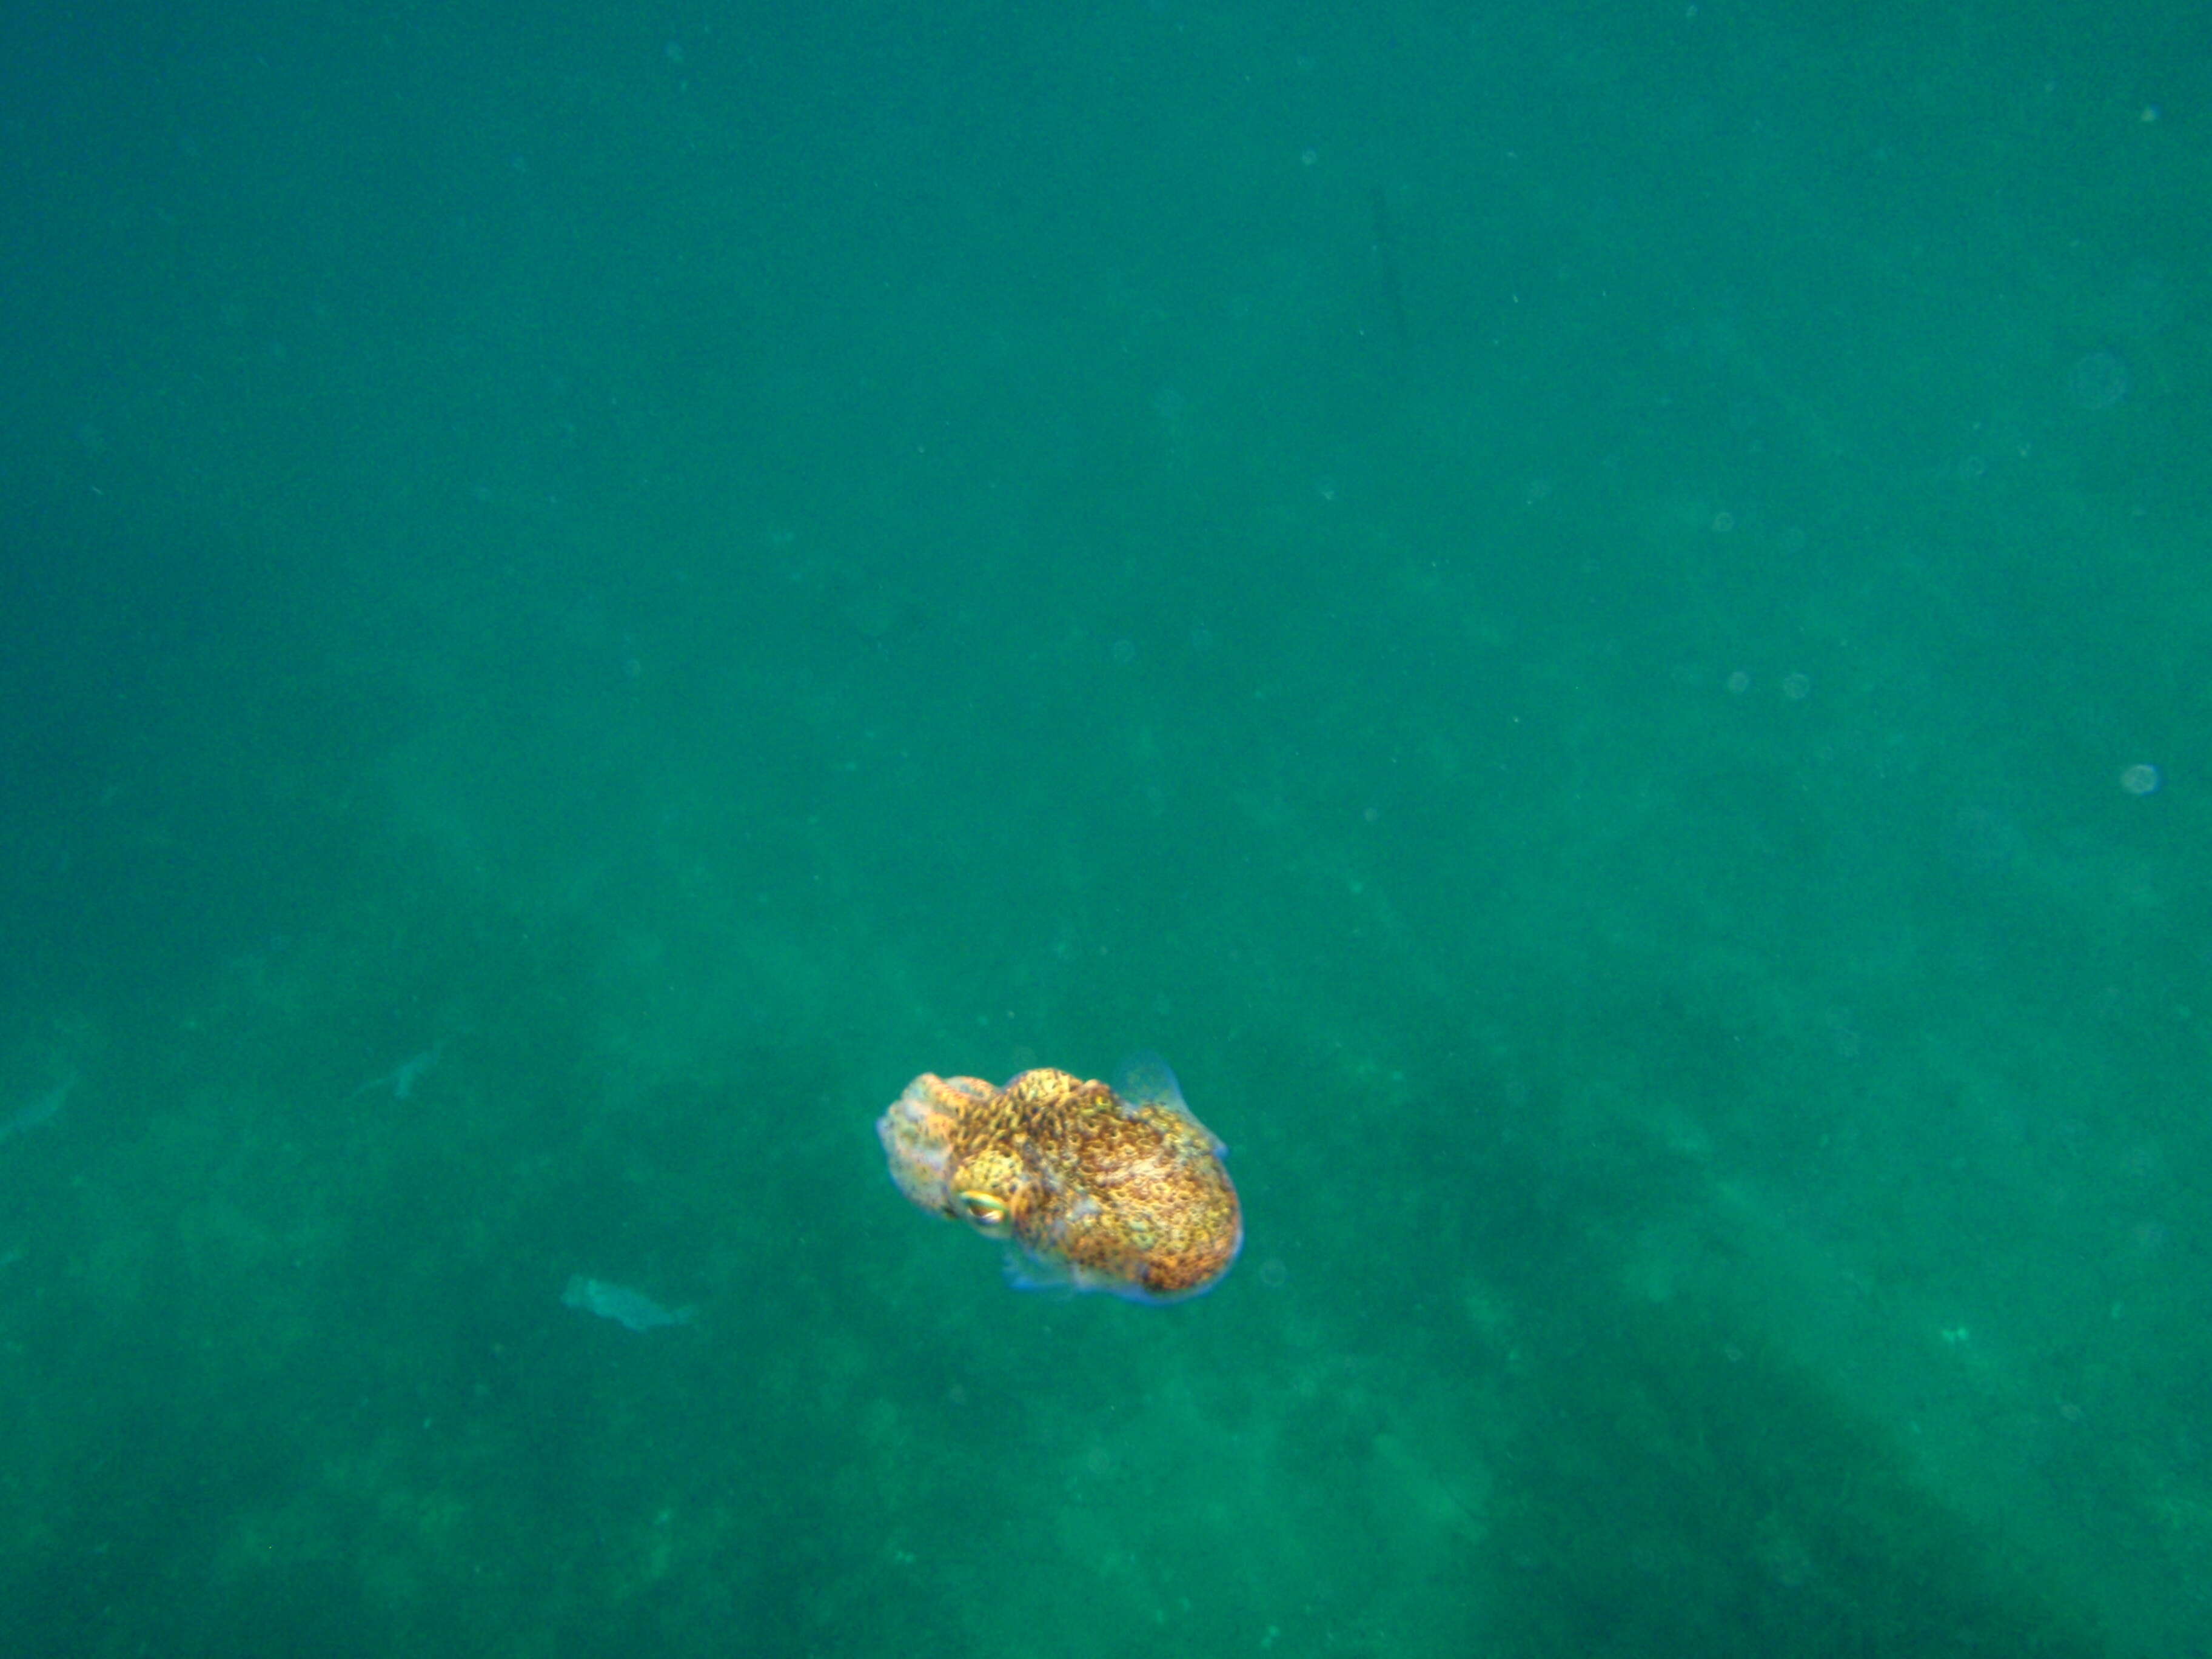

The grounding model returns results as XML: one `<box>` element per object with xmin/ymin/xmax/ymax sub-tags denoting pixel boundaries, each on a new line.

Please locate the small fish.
<box><xmin>0</xmin><ymin>1072</ymin><xmax>75</xmax><ymax>1146</ymax></box>
<box><xmin>349</xmin><ymin>1042</ymin><xmax>445</xmax><ymax>1102</ymax></box>
<box><xmin>561</xmin><ymin>1275</ymin><xmax>695</xmax><ymax>1332</ymax></box>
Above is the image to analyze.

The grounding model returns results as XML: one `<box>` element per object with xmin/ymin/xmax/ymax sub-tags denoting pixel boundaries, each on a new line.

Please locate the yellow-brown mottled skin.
<box><xmin>877</xmin><ymin>1067</ymin><xmax>1242</xmax><ymax>1301</ymax></box>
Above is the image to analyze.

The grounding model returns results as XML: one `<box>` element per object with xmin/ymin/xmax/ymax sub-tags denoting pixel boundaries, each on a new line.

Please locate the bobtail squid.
<box><xmin>876</xmin><ymin>1054</ymin><xmax>1242</xmax><ymax>1302</ymax></box>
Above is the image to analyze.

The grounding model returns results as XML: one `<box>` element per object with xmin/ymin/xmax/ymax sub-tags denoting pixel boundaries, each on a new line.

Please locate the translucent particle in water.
<box><xmin>2119</xmin><ymin>763</ymin><xmax>2160</xmax><ymax>796</ymax></box>
<box><xmin>2069</xmin><ymin>350</ymin><xmax>2130</xmax><ymax>411</ymax></box>
<box><xmin>1781</xmin><ymin>673</ymin><xmax>1812</xmax><ymax>700</ymax></box>
<box><xmin>1726</xmin><ymin>671</ymin><xmax>1751</xmax><ymax>695</ymax></box>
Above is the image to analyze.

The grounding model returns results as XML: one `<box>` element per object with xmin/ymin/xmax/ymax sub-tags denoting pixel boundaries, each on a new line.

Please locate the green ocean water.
<box><xmin>3</xmin><ymin>1</ymin><xmax>2207</xmax><ymax>1652</ymax></box>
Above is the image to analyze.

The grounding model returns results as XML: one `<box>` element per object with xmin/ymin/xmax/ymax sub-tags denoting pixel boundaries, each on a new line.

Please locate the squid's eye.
<box><xmin>957</xmin><ymin>1191</ymin><xmax>1010</xmax><ymax>1230</ymax></box>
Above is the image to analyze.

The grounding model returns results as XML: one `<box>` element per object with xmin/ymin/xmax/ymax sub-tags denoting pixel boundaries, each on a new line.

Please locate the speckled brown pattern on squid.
<box><xmin>877</xmin><ymin>1062</ymin><xmax>1242</xmax><ymax>1302</ymax></box>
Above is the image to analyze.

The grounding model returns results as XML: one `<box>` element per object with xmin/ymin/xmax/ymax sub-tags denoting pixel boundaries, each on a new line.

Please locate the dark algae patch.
<box><xmin>1479</xmin><ymin>1293</ymin><xmax>2105</xmax><ymax>1658</ymax></box>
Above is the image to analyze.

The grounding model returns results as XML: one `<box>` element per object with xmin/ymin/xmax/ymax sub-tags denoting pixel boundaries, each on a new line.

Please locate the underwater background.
<box><xmin>3</xmin><ymin>1</ymin><xmax>2208</xmax><ymax>1653</ymax></box>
